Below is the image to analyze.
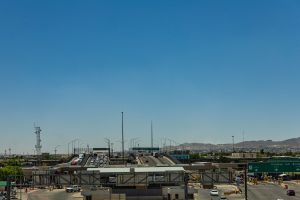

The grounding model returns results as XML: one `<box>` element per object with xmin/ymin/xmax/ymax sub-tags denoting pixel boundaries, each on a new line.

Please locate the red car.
<box><xmin>287</xmin><ymin>190</ymin><xmax>295</xmax><ymax>196</ymax></box>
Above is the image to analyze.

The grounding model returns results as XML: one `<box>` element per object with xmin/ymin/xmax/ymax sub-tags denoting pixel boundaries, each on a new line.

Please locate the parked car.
<box><xmin>66</xmin><ymin>186</ymin><xmax>74</xmax><ymax>193</ymax></box>
<box><xmin>65</xmin><ymin>185</ymin><xmax>81</xmax><ymax>193</ymax></box>
<box><xmin>73</xmin><ymin>185</ymin><xmax>81</xmax><ymax>192</ymax></box>
<box><xmin>210</xmin><ymin>190</ymin><xmax>219</xmax><ymax>196</ymax></box>
<box><xmin>287</xmin><ymin>189</ymin><xmax>295</xmax><ymax>196</ymax></box>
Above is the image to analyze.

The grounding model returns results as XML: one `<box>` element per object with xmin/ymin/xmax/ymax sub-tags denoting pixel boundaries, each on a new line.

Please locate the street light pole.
<box><xmin>121</xmin><ymin>112</ymin><xmax>125</xmax><ymax>166</ymax></box>
<box><xmin>104</xmin><ymin>138</ymin><xmax>111</xmax><ymax>158</ymax></box>
<box><xmin>72</xmin><ymin>139</ymin><xmax>80</xmax><ymax>155</ymax></box>
<box><xmin>151</xmin><ymin>120</ymin><xmax>153</xmax><ymax>153</ymax></box>
<box><xmin>68</xmin><ymin>141</ymin><xmax>73</xmax><ymax>156</ymax></box>
<box><xmin>54</xmin><ymin>145</ymin><xmax>60</xmax><ymax>159</ymax></box>
<box><xmin>111</xmin><ymin>143</ymin><xmax>114</xmax><ymax>157</ymax></box>
<box><xmin>232</xmin><ymin>136</ymin><xmax>235</xmax><ymax>152</ymax></box>
<box><xmin>244</xmin><ymin>164</ymin><xmax>248</xmax><ymax>200</ymax></box>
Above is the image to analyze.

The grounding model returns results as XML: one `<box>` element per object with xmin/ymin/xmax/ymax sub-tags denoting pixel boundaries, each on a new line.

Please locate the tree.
<box><xmin>260</xmin><ymin>149</ymin><xmax>264</xmax><ymax>154</ymax></box>
<box><xmin>0</xmin><ymin>158</ymin><xmax>23</xmax><ymax>181</ymax></box>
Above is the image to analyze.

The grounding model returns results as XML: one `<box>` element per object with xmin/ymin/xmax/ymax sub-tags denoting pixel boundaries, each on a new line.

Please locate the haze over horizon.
<box><xmin>1</xmin><ymin>1</ymin><xmax>300</xmax><ymax>154</ymax></box>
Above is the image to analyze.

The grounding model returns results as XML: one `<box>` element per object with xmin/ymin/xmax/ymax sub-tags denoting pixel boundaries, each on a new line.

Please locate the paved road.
<box><xmin>28</xmin><ymin>189</ymin><xmax>80</xmax><ymax>200</ymax></box>
<box><xmin>247</xmin><ymin>183</ymin><xmax>300</xmax><ymax>200</ymax></box>
<box><xmin>140</xmin><ymin>156</ymin><xmax>159</xmax><ymax>166</ymax></box>
<box><xmin>141</xmin><ymin>156</ymin><xmax>174</xmax><ymax>166</ymax></box>
<box><xmin>197</xmin><ymin>188</ymin><xmax>241</xmax><ymax>200</ymax></box>
<box><xmin>147</xmin><ymin>156</ymin><xmax>163</xmax><ymax>166</ymax></box>
<box><xmin>25</xmin><ymin>182</ymin><xmax>300</xmax><ymax>200</ymax></box>
<box><xmin>197</xmin><ymin>182</ymin><xmax>300</xmax><ymax>200</ymax></box>
<box><xmin>157</xmin><ymin>156</ymin><xmax>175</xmax><ymax>166</ymax></box>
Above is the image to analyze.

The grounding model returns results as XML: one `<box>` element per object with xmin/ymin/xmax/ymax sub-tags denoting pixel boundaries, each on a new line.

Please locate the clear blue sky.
<box><xmin>0</xmin><ymin>1</ymin><xmax>300</xmax><ymax>154</ymax></box>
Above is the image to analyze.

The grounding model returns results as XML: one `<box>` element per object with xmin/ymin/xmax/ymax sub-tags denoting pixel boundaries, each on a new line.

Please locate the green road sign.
<box><xmin>132</xmin><ymin>147</ymin><xmax>159</xmax><ymax>151</ymax></box>
<box><xmin>0</xmin><ymin>181</ymin><xmax>7</xmax><ymax>187</ymax></box>
<box><xmin>248</xmin><ymin>162</ymin><xmax>300</xmax><ymax>173</ymax></box>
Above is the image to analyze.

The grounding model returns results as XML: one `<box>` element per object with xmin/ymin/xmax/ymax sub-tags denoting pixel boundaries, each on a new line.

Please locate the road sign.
<box><xmin>132</xmin><ymin>147</ymin><xmax>160</xmax><ymax>151</ymax></box>
<box><xmin>0</xmin><ymin>181</ymin><xmax>7</xmax><ymax>187</ymax></box>
<box><xmin>248</xmin><ymin>162</ymin><xmax>300</xmax><ymax>173</ymax></box>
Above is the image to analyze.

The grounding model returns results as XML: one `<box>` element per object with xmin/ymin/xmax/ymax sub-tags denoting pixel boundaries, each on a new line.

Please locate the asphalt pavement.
<box><xmin>141</xmin><ymin>155</ymin><xmax>174</xmax><ymax>166</ymax></box>
<box><xmin>27</xmin><ymin>189</ymin><xmax>80</xmax><ymax>200</ymax></box>
<box><xmin>247</xmin><ymin>183</ymin><xmax>300</xmax><ymax>200</ymax></box>
<box><xmin>19</xmin><ymin>182</ymin><xmax>300</xmax><ymax>200</ymax></box>
<box><xmin>196</xmin><ymin>188</ymin><xmax>241</xmax><ymax>200</ymax></box>
<box><xmin>196</xmin><ymin>182</ymin><xmax>300</xmax><ymax>200</ymax></box>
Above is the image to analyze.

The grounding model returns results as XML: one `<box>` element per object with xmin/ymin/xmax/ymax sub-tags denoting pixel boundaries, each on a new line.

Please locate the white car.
<box><xmin>210</xmin><ymin>190</ymin><xmax>219</xmax><ymax>196</ymax></box>
<box><xmin>65</xmin><ymin>185</ymin><xmax>81</xmax><ymax>193</ymax></box>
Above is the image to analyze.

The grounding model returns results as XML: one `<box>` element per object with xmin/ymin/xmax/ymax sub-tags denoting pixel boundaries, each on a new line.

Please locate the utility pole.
<box><xmin>121</xmin><ymin>112</ymin><xmax>125</xmax><ymax>166</ymax></box>
<box><xmin>105</xmin><ymin>138</ymin><xmax>111</xmax><ymax>158</ymax></box>
<box><xmin>184</xmin><ymin>173</ymin><xmax>189</xmax><ymax>200</ymax></box>
<box><xmin>7</xmin><ymin>176</ymin><xmax>11</xmax><ymax>200</ymax></box>
<box><xmin>111</xmin><ymin>143</ymin><xmax>114</xmax><ymax>157</ymax></box>
<box><xmin>242</xmin><ymin>131</ymin><xmax>245</xmax><ymax>152</ymax></box>
<box><xmin>151</xmin><ymin>120</ymin><xmax>153</xmax><ymax>152</ymax></box>
<box><xmin>232</xmin><ymin>135</ymin><xmax>235</xmax><ymax>152</ymax></box>
<box><xmin>244</xmin><ymin>164</ymin><xmax>248</xmax><ymax>200</ymax></box>
<box><xmin>54</xmin><ymin>145</ymin><xmax>60</xmax><ymax>159</ymax></box>
<box><xmin>68</xmin><ymin>141</ymin><xmax>73</xmax><ymax>156</ymax></box>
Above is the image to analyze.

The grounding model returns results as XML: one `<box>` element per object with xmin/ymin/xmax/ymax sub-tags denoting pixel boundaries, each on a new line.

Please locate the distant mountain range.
<box><xmin>179</xmin><ymin>137</ymin><xmax>300</xmax><ymax>153</ymax></box>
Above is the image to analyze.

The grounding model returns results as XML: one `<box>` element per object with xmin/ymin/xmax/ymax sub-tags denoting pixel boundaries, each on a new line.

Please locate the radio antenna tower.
<box><xmin>34</xmin><ymin>125</ymin><xmax>42</xmax><ymax>155</ymax></box>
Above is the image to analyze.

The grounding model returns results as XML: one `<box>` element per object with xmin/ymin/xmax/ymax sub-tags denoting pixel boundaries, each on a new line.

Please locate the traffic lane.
<box><xmin>28</xmin><ymin>189</ymin><xmax>76</xmax><ymax>200</ymax></box>
<box><xmin>247</xmin><ymin>184</ymin><xmax>279</xmax><ymax>200</ymax></box>
<box><xmin>162</xmin><ymin>156</ymin><xmax>175</xmax><ymax>165</ymax></box>
<box><xmin>85</xmin><ymin>156</ymin><xmax>93</xmax><ymax>167</ymax></box>
<box><xmin>147</xmin><ymin>156</ymin><xmax>163</xmax><ymax>166</ymax></box>
<box><xmin>247</xmin><ymin>183</ymin><xmax>300</xmax><ymax>200</ymax></box>
<box><xmin>197</xmin><ymin>188</ymin><xmax>221</xmax><ymax>200</ymax></box>
<box><xmin>140</xmin><ymin>156</ymin><xmax>157</xmax><ymax>166</ymax></box>
<box><xmin>284</xmin><ymin>183</ymin><xmax>300</xmax><ymax>199</ymax></box>
<box><xmin>157</xmin><ymin>156</ymin><xmax>174</xmax><ymax>166</ymax></box>
<box><xmin>285</xmin><ymin>181</ymin><xmax>300</xmax><ymax>195</ymax></box>
<box><xmin>199</xmin><ymin>183</ymin><xmax>300</xmax><ymax>200</ymax></box>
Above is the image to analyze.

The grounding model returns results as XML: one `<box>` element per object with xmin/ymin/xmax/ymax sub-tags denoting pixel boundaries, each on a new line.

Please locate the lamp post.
<box><xmin>121</xmin><ymin>112</ymin><xmax>125</xmax><ymax>166</ymax></box>
<box><xmin>73</xmin><ymin>139</ymin><xmax>80</xmax><ymax>155</ymax></box>
<box><xmin>111</xmin><ymin>143</ymin><xmax>114</xmax><ymax>157</ymax></box>
<box><xmin>68</xmin><ymin>139</ymin><xmax>79</xmax><ymax>156</ymax></box>
<box><xmin>232</xmin><ymin>136</ymin><xmax>235</xmax><ymax>152</ymax></box>
<box><xmin>135</xmin><ymin>138</ymin><xmax>142</xmax><ymax>149</ymax></box>
<box><xmin>79</xmin><ymin>142</ymin><xmax>84</xmax><ymax>154</ymax></box>
<box><xmin>68</xmin><ymin>141</ymin><xmax>72</xmax><ymax>156</ymax></box>
<box><xmin>130</xmin><ymin>138</ymin><xmax>140</xmax><ymax>150</ymax></box>
<box><xmin>104</xmin><ymin>138</ymin><xmax>111</xmax><ymax>158</ymax></box>
<box><xmin>54</xmin><ymin>145</ymin><xmax>60</xmax><ymax>159</ymax></box>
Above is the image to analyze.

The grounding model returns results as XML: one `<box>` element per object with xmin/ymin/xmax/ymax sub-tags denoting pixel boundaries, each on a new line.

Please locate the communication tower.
<box><xmin>34</xmin><ymin>126</ymin><xmax>42</xmax><ymax>155</ymax></box>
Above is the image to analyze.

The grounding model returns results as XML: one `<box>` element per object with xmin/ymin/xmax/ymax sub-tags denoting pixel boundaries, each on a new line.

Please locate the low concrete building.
<box><xmin>162</xmin><ymin>186</ymin><xmax>185</xmax><ymax>200</ymax></box>
<box><xmin>162</xmin><ymin>186</ymin><xmax>196</xmax><ymax>200</ymax></box>
<box><xmin>231</xmin><ymin>152</ymin><xmax>257</xmax><ymax>159</ymax></box>
<box><xmin>81</xmin><ymin>186</ymin><xmax>126</xmax><ymax>200</ymax></box>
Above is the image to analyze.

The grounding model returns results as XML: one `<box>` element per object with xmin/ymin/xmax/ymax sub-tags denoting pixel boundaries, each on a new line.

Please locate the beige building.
<box><xmin>231</xmin><ymin>152</ymin><xmax>257</xmax><ymax>159</ymax></box>
<box><xmin>81</xmin><ymin>187</ymin><xmax>125</xmax><ymax>200</ymax></box>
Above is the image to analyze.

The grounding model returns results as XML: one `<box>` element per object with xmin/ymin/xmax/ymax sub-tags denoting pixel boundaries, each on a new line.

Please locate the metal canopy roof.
<box><xmin>135</xmin><ymin>167</ymin><xmax>184</xmax><ymax>173</ymax></box>
<box><xmin>87</xmin><ymin>166</ymin><xmax>184</xmax><ymax>174</ymax></box>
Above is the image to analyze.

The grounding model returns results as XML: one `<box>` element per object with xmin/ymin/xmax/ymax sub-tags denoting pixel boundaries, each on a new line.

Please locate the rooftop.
<box><xmin>87</xmin><ymin>166</ymin><xmax>185</xmax><ymax>174</ymax></box>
